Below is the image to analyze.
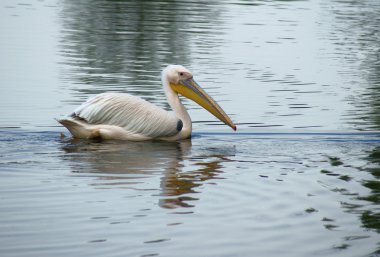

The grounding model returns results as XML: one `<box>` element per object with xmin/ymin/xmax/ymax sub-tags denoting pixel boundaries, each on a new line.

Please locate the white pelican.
<box><xmin>58</xmin><ymin>65</ymin><xmax>236</xmax><ymax>141</ymax></box>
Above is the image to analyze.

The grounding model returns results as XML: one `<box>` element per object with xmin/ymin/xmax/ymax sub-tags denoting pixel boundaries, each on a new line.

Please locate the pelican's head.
<box><xmin>163</xmin><ymin>65</ymin><xmax>236</xmax><ymax>131</ymax></box>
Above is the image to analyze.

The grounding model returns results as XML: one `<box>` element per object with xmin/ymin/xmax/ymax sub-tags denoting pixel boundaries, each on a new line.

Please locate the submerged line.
<box><xmin>194</xmin><ymin>131</ymin><xmax>380</xmax><ymax>137</ymax></box>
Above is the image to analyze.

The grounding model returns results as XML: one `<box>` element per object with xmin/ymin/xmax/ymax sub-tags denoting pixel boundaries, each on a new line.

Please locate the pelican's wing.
<box><xmin>72</xmin><ymin>93</ymin><xmax>181</xmax><ymax>138</ymax></box>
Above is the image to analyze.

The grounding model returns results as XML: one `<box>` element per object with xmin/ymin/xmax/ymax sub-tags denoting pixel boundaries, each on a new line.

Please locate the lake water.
<box><xmin>1</xmin><ymin>0</ymin><xmax>380</xmax><ymax>256</ymax></box>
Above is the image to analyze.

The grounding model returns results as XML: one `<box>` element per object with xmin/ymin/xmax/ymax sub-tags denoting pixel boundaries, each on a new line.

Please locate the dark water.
<box><xmin>1</xmin><ymin>0</ymin><xmax>380</xmax><ymax>256</ymax></box>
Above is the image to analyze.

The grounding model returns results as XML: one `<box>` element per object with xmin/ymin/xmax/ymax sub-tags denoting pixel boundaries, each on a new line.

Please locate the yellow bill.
<box><xmin>170</xmin><ymin>78</ymin><xmax>236</xmax><ymax>131</ymax></box>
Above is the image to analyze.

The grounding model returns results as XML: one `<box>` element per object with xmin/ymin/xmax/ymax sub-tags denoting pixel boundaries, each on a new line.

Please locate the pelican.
<box><xmin>58</xmin><ymin>65</ymin><xmax>236</xmax><ymax>141</ymax></box>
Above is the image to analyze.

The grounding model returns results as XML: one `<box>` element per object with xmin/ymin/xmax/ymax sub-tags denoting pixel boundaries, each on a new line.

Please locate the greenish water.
<box><xmin>1</xmin><ymin>0</ymin><xmax>380</xmax><ymax>256</ymax></box>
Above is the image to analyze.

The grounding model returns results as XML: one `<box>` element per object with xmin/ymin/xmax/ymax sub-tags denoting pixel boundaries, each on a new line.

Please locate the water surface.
<box><xmin>1</xmin><ymin>0</ymin><xmax>380</xmax><ymax>256</ymax></box>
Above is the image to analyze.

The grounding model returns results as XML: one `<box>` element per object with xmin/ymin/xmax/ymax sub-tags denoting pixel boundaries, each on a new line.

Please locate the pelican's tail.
<box><xmin>56</xmin><ymin>118</ymin><xmax>94</xmax><ymax>139</ymax></box>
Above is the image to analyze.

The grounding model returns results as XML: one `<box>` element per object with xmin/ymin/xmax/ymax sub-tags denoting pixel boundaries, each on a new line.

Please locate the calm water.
<box><xmin>1</xmin><ymin>0</ymin><xmax>380</xmax><ymax>256</ymax></box>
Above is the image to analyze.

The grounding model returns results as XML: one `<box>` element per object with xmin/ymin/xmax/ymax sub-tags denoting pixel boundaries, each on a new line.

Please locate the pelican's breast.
<box><xmin>73</xmin><ymin>93</ymin><xmax>181</xmax><ymax>138</ymax></box>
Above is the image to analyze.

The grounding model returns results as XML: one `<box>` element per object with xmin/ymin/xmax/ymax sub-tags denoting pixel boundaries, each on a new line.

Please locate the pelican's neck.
<box><xmin>162</xmin><ymin>76</ymin><xmax>192</xmax><ymax>139</ymax></box>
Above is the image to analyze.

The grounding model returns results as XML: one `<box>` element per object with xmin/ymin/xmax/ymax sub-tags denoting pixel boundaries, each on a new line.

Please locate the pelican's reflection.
<box><xmin>61</xmin><ymin>138</ymin><xmax>235</xmax><ymax>209</ymax></box>
<box><xmin>159</xmin><ymin>153</ymin><xmax>228</xmax><ymax>209</ymax></box>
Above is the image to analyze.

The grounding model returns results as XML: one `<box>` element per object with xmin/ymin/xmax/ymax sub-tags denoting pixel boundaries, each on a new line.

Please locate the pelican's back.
<box><xmin>67</xmin><ymin>93</ymin><xmax>181</xmax><ymax>139</ymax></box>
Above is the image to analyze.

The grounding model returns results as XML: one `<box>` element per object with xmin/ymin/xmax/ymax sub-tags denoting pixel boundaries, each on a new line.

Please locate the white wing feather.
<box><xmin>73</xmin><ymin>93</ymin><xmax>180</xmax><ymax>138</ymax></box>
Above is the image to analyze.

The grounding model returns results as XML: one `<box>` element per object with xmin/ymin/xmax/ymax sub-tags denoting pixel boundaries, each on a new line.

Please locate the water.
<box><xmin>1</xmin><ymin>0</ymin><xmax>380</xmax><ymax>256</ymax></box>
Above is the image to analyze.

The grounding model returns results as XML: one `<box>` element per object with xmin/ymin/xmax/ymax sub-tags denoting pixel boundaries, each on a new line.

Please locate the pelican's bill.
<box><xmin>170</xmin><ymin>78</ymin><xmax>236</xmax><ymax>130</ymax></box>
